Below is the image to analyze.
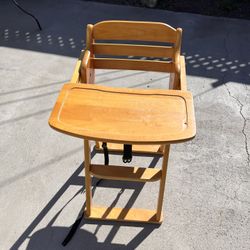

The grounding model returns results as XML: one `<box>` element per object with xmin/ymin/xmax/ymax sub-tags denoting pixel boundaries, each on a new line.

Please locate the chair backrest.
<box><xmin>86</xmin><ymin>21</ymin><xmax>182</xmax><ymax>74</ymax></box>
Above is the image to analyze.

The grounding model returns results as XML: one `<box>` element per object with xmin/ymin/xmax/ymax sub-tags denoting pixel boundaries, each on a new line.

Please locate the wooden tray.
<box><xmin>49</xmin><ymin>83</ymin><xmax>196</xmax><ymax>144</ymax></box>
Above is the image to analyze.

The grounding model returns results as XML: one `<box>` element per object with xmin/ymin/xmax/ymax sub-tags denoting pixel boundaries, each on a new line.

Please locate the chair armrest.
<box><xmin>70</xmin><ymin>50</ymin><xmax>85</xmax><ymax>83</ymax></box>
<box><xmin>70</xmin><ymin>50</ymin><xmax>91</xmax><ymax>83</ymax></box>
<box><xmin>80</xmin><ymin>50</ymin><xmax>94</xmax><ymax>83</ymax></box>
<box><xmin>81</xmin><ymin>50</ymin><xmax>91</xmax><ymax>70</ymax></box>
<box><xmin>179</xmin><ymin>56</ymin><xmax>187</xmax><ymax>91</ymax></box>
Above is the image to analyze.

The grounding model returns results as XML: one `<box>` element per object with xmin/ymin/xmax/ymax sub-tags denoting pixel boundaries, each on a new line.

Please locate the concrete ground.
<box><xmin>0</xmin><ymin>0</ymin><xmax>249</xmax><ymax>249</ymax></box>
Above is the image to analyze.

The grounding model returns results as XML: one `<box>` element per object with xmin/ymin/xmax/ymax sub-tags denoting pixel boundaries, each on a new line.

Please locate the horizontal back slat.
<box><xmin>91</xmin><ymin>58</ymin><xmax>175</xmax><ymax>73</ymax></box>
<box><xmin>93</xmin><ymin>21</ymin><xmax>177</xmax><ymax>43</ymax></box>
<box><xmin>93</xmin><ymin>43</ymin><xmax>174</xmax><ymax>58</ymax></box>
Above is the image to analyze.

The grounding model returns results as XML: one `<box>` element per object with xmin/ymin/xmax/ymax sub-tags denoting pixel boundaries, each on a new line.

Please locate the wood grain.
<box><xmin>93</xmin><ymin>43</ymin><xmax>174</xmax><ymax>58</ymax></box>
<box><xmin>156</xmin><ymin>145</ymin><xmax>170</xmax><ymax>220</ymax></box>
<box><xmin>92</xmin><ymin>58</ymin><xmax>175</xmax><ymax>72</ymax></box>
<box><xmin>56</xmin><ymin>20</ymin><xmax>193</xmax><ymax>224</ymax></box>
<box><xmin>85</xmin><ymin>206</ymin><xmax>162</xmax><ymax>223</ymax></box>
<box><xmin>84</xmin><ymin>139</ymin><xmax>92</xmax><ymax>216</ymax></box>
<box><xmin>180</xmin><ymin>56</ymin><xmax>187</xmax><ymax>91</ymax></box>
<box><xmin>93</xmin><ymin>20</ymin><xmax>178</xmax><ymax>43</ymax></box>
<box><xmin>90</xmin><ymin>164</ymin><xmax>162</xmax><ymax>182</ymax></box>
<box><xmin>49</xmin><ymin>83</ymin><xmax>196</xmax><ymax>144</ymax></box>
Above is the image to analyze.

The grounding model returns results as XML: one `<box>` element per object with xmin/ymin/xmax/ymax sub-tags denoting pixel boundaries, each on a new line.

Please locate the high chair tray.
<box><xmin>49</xmin><ymin>83</ymin><xmax>196</xmax><ymax>144</ymax></box>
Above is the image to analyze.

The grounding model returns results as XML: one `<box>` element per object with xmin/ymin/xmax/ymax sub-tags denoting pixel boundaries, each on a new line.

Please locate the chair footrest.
<box><xmin>95</xmin><ymin>143</ymin><xmax>164</xmax><ymax>155</ymax></box>
<box><xmin>85</xmin><ymin>206</ymin><xmax>162</xmax><ymax>223</ymax></box>
<box><xmin>90</xmin><ymin>164</ymin><xmax>162</xmax><ymax>182</ymax></box>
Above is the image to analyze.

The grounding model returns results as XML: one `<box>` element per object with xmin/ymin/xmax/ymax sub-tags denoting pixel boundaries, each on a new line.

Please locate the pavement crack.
<box><xmin>223</xmin><ymin>25</ymin><xmax>250</xmax><ymax>168</ymax></box>
<box><xmin>224</xmin><ymin>84</ymin><xmax>250</xmax><ymax>167</ymax></box>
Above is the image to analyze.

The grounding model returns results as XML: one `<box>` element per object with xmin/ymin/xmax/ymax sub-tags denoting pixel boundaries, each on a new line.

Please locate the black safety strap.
<box><xmin>61</xmin><ymin>179</ymin><xmax>103</xmax><ymax>246</ymax></box>
<box><xmin>62</xmin><ymin>143</ymin><xmax>109</xmax><ymax>246</ymax></box>
<box><xmin>102</xmin><ymin>142</ymin><xmax>109</xmax><ymax>165</ymax></box>
<box><xmin>123</xmin><ymin>144</ymin><xmax>132</xmax><ymax>163</ymax></box>
<box><xmin>62</xmin><ymin>215</ymin><xmax>82</xmax><ymax>246</ymax></box>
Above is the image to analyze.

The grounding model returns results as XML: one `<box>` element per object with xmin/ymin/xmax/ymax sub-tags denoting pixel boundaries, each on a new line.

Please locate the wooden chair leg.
<box><xmin>84</xmin><ymin>139</ymin><xmax>92</xmax><ymax>216</ymax></box>
<box><xmin>84</xmin><ymin>141</ymin><xmax>171</xmax><ymax>223</ymax></box>
<box><xmin>156</xmin><ymin>144</ymin><xmax>170</xmax><ymax>221</ymax></box>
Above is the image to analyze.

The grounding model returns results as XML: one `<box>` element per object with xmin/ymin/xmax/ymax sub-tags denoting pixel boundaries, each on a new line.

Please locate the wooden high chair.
<box><xmin>70</xmin><ymin>20</ymin><xmax>187</xmax><ymax>155</ymax></box>
<box><xmin>49</xmin><ymin>21</ymin><xmax>196</xmax><ymax>224</ymax></box>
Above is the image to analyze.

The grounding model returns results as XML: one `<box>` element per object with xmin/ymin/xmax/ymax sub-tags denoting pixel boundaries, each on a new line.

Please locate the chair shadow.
<box><xmin>26</xmin><ymin>223</ymin><xmax>158</xmax><ymax>249</ymax></box>
<box><xmin>11</xmin><ymin>148</ymin><xmax>161</xmax><ymax>250</ymax></box>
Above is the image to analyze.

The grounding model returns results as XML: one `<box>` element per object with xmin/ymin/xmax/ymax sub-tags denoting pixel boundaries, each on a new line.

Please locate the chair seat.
<box><xmin>49</xmin><ymin>83</ymin><xmax>196</xmax><ymax>144</ymax></box>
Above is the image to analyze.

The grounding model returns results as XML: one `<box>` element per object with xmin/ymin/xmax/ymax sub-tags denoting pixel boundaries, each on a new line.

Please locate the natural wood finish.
<box><xmin>81</xmin><ymin>24</ymin><xmax>95</xmax><ymax>84</ymax></box>
<box><xmin>54</xmin><ymin>21</ymin><xmax>194</xmax><ymax>224</ymax></box>
<box><xmin>92</xmin><ymin>58</ymin><xmax>175</xmax><ymax>73</ymax></box>
<box><xmin>86</xmin><ymin>24</ymin><xmax>94</xmax><ymax>51</ymax></box>
<box><xmin>81</xmin><ymin>50</ymin><xmax>91</xmax><ymax>70</ymax></box>
<box><xmin>174</xmin><ymin>28</ymin><xmax>182</xmax><ymax>73</ymax></box>
<box><xmin>49</xmin><ymin>83</ymin><xmax>196</xmax><ymax>145</ymax></box>
<box><xmin>93</xmin><ymin>21</ymin><xmax>177</xmax><ymax>43</ymax></box>
<box><xmin>84</xmin><ymin>139</ymin><xmax>92</xmax><ymax>216</ymax></box>
<box><xmin>156</xmin><ymin>145</ymin><xmax>170</xmax><ymax>221</ymax></box>
<box><xmin>84</xmin><ymin>25</ymin><xmax>99</xmax><ymax>158</ymax></box>
<box><xmin>85</xmin><ymin>24</ymin><xmax>98</xmax><ymax>147</ymax></box>
<box><xmin>80</xmin><ymin>50</ymin><xmax>92</xmax><ymax>83</ymax></box>
<box><xmin>95</xmin><ymin>143</ymin><xmax>163</xmax><ymax>155</ymax></box>
<box><xmin>71</xmin><ymin>59</ymin><xmax>81</xmax><ymax>83</ymax></box>
<box><xmin>169</xmin><ymin>55</ymin><xmax>186</xmax><ymax>90</ymax></box>
<box><xmin>90</xmin><ymin>164</ymin><xmax>162</xmax><ymax>182</ymax></box>
<box><xmin>169</xmin><ymin>28</ymin><xmax>182</xmax><ymax>89</ymax></box>
<box><xmin>71</xmin><ymin>50</ymin><xmax>84</xmax><ymax>83</ymax></box>
<box><xmin>180</xmin><ymin>56</ymin><xmax>187</xmax><ymax>91</ymax></box>
<box><xmin>73</xmin><ymin>21</ymin><xmax>185</xmax><ymax>91</ymax></box>
<box><xmin>82</xmin><ymin>137</ymin><xmax>164</xmax><ymax>224</ymax></box>
<box><xmin>85</xmin><ymin>206</ymin><xmax>162</xmax><ymax>223</ymax></box>
<box><xmin>169</xmin><ymin>72</ymin><xmax>176</xmax><ymax>90</ymax></box>
<box><xmin>93</xmin><ymin>43</ymin><xmax>174</xmax><ymax>58</ymax></box>
<box><xmin>81</xmin><ymin>21</ymin><xmax>184</xmax><ymax>152</ymax></box>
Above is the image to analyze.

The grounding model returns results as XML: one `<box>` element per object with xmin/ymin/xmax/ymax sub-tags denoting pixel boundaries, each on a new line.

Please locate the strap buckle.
<box><xmin>123</xmin><ymin>144</ymin><xmax>132</xmax><ymax>163</ymax></box>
